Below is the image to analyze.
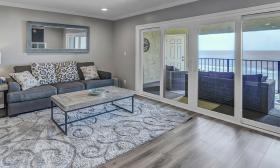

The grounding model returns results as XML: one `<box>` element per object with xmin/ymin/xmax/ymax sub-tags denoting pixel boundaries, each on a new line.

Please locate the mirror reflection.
<box><xmin>27</xmin><ymin>22</ymin><xmax>89</xmax><ymax>53</ymax></box>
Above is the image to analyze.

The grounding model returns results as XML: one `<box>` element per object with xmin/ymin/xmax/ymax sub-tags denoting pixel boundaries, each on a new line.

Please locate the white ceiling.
<box><xmin>0</xmin><ymin>0</ymin><xmax>198</xmax><ymax>20</ymax></box>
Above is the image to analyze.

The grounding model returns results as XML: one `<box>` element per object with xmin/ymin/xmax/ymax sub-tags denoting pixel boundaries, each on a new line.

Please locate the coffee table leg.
<box><xmin>65</xmin><ymin>112</ymin><xmax>68</xmax><ymax>135</ymax></box>
<box><xmin>132</xmin><ymin>96</ymin><xmax>134</xmax><ymax>113</ymax></box>
<box><xmin>51</xmin><ymin>101</ymin><xmax>53</xmax><ymax>120</ymax></box>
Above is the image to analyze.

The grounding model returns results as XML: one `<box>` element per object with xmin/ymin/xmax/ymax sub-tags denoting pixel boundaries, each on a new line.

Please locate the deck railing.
<box><xmin>199</xmin><ymin>58</ymin><xmax>280</xmax><ymax>92</ymax></box>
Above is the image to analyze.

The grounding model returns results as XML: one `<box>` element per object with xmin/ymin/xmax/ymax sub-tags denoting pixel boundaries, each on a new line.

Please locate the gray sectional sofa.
<box><xmin>166</xmin><ymin>65</ymin><xmax>187</xmax><ymax>91</ymax></box>
<box><xmin>185</xmin><ymin>72</ymin><xmax>275</xmax><ymax>114</ymax></box>
<box><xmin>7</xmin><ymin>62</ymin><xmax>114</xmax><ymax>116</ymax></box>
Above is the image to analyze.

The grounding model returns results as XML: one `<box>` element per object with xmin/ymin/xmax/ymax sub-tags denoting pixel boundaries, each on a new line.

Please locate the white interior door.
<box><xmin>165</xmin><ymin>35</ymin><xmax>187</xmax><ymax>71</ymax></box>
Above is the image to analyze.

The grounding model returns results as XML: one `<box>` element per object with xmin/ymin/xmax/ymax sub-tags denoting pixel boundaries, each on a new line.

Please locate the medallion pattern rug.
<box><xmin>0</xmin><ymin>98</ymin><xmax>191</xmax><ymax>168</ymax></box>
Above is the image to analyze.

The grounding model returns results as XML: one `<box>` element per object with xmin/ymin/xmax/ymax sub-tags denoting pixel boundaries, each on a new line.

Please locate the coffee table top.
<box><xmin>51</xmin><ymin>86</ymin><xmax>135</xmax><ymax>112</ymax></box>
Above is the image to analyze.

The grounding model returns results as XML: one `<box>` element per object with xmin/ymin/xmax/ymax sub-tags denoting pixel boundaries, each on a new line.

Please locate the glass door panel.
<box><xmin>142</xmin><ymin>30</ymin><xmax>161</xmax><ymax>95</ymax></box>
<box><xmin>164</xmin><ymin>28</ymin><xmax>188</xmax><ymax>104</ymax></box>
<box><xmin>242</xmin><ymin>14</ymin><xmax>280</xmax><ymax>128</ymax></box>
<box><xmin>198</xmin><ymin>22</ymin><xmax>235</xmax><ymax>116</ymax></box>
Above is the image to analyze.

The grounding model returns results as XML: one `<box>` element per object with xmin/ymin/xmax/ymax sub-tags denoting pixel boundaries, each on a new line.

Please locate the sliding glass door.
<box><xmin>163</xmin><ymin>28</ymin><xmax>189</xmax><ymax>104</ymax></box>
<box><xmin>142</xmin><ymin>29</ymin><xmax>162</xmax><ymax>96</ymax></box>
<box><xmin>198</xmin><ymin>22</ymin><xmax>236</xmax><ymax>116</ymax></box>
<box><xmin>242</xmin><ymin>13</ymin><xmax>280</xmax><ymax>131</ymax></box>
<box><xmin>137</xmin><ymin>7</ymin><xmax>280</xmax><ymax>135</ymax></box>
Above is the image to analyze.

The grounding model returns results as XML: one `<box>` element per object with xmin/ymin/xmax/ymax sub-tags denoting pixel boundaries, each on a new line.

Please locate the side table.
<box><xmin>112</xmin><ymin>77</ymin><xmax>121</xmax><ymax>87</ymax></box>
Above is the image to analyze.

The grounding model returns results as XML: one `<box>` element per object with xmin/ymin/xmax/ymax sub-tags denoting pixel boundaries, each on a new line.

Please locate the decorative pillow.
<box><xmin>80</xmin><ymin>65</ymin><xmax>100</xmax><ymax>80</ymax></box>
<box><xmin>55</xmin><ymin>61</ymin><xmax>80</xmax><ymax>83</ymax></box>
<box><xmin>262</xmin><ymin>76</ymin><xmax>268</xmax><ymax>82</ymax></box>
<box><xmin>243</xmin><ymin>74</ymin><xmax>262</xmax><ymax>82</ymax></box>
<box><xmin>31</xmin><ymin>63</ymin><xmax>57</xmax><ymax>85</ymax></box>
<box><xmin>9</xmin><ymin>71</ymin><xmax>40</xmax><ymax>90</ymax></box>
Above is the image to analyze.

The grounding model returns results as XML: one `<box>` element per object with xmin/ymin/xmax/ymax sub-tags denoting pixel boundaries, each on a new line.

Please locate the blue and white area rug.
<box><xmin>0</xmin><ymin>98</ymin><xmax>191</xmax><ymax>168</ymax></box>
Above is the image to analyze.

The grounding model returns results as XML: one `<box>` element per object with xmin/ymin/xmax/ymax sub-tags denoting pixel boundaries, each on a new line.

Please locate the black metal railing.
<box><xmin>199</xmin><ymin>58</ymin><xmax>280</xmax><ymax>92</ymax></box>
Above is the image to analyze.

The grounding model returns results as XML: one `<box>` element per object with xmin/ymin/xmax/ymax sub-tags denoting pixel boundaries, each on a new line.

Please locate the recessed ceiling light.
<box><xmin>101</xmin><ymin>8</ymin><xmax>108</xmax><ymax>12</ymax></box>
<box><xmin>265</xmin><ymin>23</ymin><xmax>271</xmax><ymax>26</ymax></box>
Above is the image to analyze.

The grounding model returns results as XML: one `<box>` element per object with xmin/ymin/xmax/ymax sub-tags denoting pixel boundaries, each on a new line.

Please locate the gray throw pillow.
<box><xmin>56</xmin><ymin>61</ymin><xmax>80</xmax><ymax>83</ymax></box>
<box><xmin>9</xmin><ymin>71</ymin><xmax>40</xmax><ymax>90</ymax></box>
<box><xmin>31</xmin><ymin>62</ymin><xmax>57</xmax><ymax>85</ymax></box>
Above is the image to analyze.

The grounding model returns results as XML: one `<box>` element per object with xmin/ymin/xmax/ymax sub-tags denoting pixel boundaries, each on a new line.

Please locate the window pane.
<box><xmin>164</xmin><ymin>28</ymin><xmax>188</xmax><ymax>104</ymax></box>
<box><xmin>80</xmin><ymin>37</ymin><xmax>87</xmax><ymax>49</ymax></box>
<box><xmin>198</xmin><ymin>22</ymin><xmax>235</xmax><ymax>116</ymax></box>
<box><xmin>242</xmin><ymin>15</ymin><xmax>280</xmax><ymax>127</ymax></box>
<box><xmin>75</xmin><ymin>37</ymin><xmax>80</xmax><ymax>49</ymax></box>
<box><xmin>143</xmin><ymin>30</ymin><xmax>161</xmax><ymax>95</ymax></box>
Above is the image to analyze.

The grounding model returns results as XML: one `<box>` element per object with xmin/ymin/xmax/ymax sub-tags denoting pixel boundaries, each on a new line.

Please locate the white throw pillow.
<box><xmin>80</xmin><ymin>66</ymin><xmax>100</xmax><ymax>80</ymax></box>
<box><xmin>9</xmin><ymin>71</ymin><xmax>40</xmax><ymax>90</ymax></box>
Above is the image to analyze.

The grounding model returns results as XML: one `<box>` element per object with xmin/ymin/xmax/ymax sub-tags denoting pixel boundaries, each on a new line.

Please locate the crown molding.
<box><xmin>0</xmin><ymin>0</ymin><xmax>198</xmax><ymax>21</ymax></box>
<box><xmin>111</xmin><ymin>0</ymin><xmax>198</xmax><ymax>20</ymax></box>
<box><xmin>0</xmin><ymin>1</ymin><xmax>111</xmax><ymax>20</ymax></box>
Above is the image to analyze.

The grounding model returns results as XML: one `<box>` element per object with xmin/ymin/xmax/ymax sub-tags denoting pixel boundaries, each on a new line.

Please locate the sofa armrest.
<box><xmin>7</xmin><ymin>78</ymin><xmax>21</xmax><ymax>92</ymax></box>
<box><xmin>98</xmin><ymin>70</ymin><xmax>112</xmax><ymax>79</ymax></box>
<box><xmin>261</xmin><ymin>79</ymin><xmax>275</xmax><ymax>112</ymax></box>
<box><xmin>261</xmin><ymin>79</ymin><xmax>275</xmax><ymax>86</ymax></box>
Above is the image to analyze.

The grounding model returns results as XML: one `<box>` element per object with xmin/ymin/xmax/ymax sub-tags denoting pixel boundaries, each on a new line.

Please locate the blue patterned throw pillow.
<box><xmin>31</xmin><ymin>62</ymin><xmax>57</xmax><ymax>85</ymax></box>
<box><xmin>55</xmin><ymin>61</ymin><xmax>80</xmax><ymax>83</ymax></box>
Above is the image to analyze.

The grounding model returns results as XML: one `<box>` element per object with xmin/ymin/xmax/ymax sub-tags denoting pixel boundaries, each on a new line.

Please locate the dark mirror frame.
<box><xmin>26</xmin><ymin>21</ymin><xmax>90</xmax><ymax>53</ymax></box>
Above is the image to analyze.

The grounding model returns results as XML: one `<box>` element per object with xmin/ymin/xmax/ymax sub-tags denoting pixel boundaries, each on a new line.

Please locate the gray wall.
<box><xmin>0</xmin><ymin>6</ymin><xmax>114</xmax><ymax>76</ymax></box>
<box><xmin>113</xmin><ymin>0</ymin><xmax>280</xmax><ymax>89</ymax></box>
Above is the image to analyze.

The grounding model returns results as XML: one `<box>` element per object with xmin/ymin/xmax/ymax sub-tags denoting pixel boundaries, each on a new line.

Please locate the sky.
<box><xmin>199</xmin><ymin>30</ymin><xmax>280</xmax><ymax>51</ymax></box>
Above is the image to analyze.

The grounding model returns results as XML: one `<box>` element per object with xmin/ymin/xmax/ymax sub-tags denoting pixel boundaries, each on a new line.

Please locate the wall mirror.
<box><xmin>26</xmin><ymin>21</ymin><xmax>89</xmax><ymax>53</ymax></box>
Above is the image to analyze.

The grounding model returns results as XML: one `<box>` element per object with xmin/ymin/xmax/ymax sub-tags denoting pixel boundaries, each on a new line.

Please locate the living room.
<box><xmin>1</xmin><ymin>0</ymin><xmax>280</xmax><ymax>167</ymax></box>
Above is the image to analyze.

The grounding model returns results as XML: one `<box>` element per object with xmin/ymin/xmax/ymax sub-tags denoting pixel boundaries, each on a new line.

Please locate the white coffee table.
<box><xmin>51</xmin><ymin>86</ymin><xmax>135</xmax><ymax>135</ymax></box>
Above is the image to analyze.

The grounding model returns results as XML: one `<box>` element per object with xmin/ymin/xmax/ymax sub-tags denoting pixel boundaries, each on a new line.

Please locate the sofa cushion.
<box><xmin>9</xmin><ymin>71</ymin><xmax>40</xmax><ymax>90</ymax></box>
<box><xmin>7</xmin><ymin>85</ymin><xmax>57</xmax><ymax>103</ymax></box>
<box><xmin>56</xmin><ymin>61</ymin><xmax>80</xmax><ymax>83</ymax></box>
<box><xmin>82</xmin><ymin>79</ymin><xmax>114</xmax><ymax>89</ymax></box>
<box><xmin>98</xmin><ymin>71</ymin><xmax>112</xmax><ymax>80</ymax></box>
<box><xmin>53</xmin><ymin>81</ymin><xmax>85</xmax><ymax>94</ymax></box>
<box><xmin>14</xmin><ymin>65</ymin><xmax>32</xmax><ymax>73</ymax></box>
<box><xmin>80</xmin><ymin>65</ymin><xmax>100</xmax><ymax>80</ymax></box>
<box><xmin>208</xmin><ymin>72</ymin><xmax>234</xmax><ymax>79</ymax></box>
<box><xmin>31</xmin><ymin>63</ymin><xmax>58</xmax><ymax>85</ymax></box>
<box><xmin>77</xmin><ymin>62</ymin><xmax>95</xmax><ymax>80</ymax></box>
<box><xmin>262</xmin><ymin>76</ymin><xmax>268</xmax><ymax>82</ymax></box>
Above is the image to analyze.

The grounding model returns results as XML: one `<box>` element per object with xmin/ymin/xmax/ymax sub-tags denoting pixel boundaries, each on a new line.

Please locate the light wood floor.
<box><xmin>99</xmin><ymin>98</ymin><xmax>280</xmax><ymax>168</ymax></box>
